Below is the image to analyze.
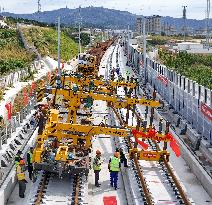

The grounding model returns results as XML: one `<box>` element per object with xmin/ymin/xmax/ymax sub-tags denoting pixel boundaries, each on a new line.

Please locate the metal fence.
<box><xmin>128</xmin><ymin>45</ymin><xmax>212</xmax><ymax>144</ymax></box>
<box><xmin>0</xmin><ymin>97</ymin><xmax>36</xmax><ymax>150</ymax></box>
<box><xmin>0</xmin><ymin>61</ymin><xmax>39</xmax><ymax>88</ymax></box>
<box><xmin>0</xmin><ymin>96</ymin><xmax>37</xmax><ymax>184</ymax></box>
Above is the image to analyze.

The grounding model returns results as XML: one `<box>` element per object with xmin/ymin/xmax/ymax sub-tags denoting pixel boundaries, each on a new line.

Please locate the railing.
<box><xmin>127</xmin><ymin>44</ymin><xmax>212</xmax><ymax>143</ymax></box>
<box><xmin>0</xmin><ymin>96</ymin><xmax>37</xmax><ymax>186</ymax></box>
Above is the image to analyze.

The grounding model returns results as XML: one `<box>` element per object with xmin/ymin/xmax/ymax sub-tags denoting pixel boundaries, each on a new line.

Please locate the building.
<box><xmin>146</xmin><ymin>15</ymin><xmax>161</xmax><ymax>34</ymax></box>
<box><xmin>136</xmin><ymin>17</ymin><xmax>142</xmax><ymax>35</ymax></box>
<box><xmin>162</xmin><ymin>23</ymin><xmax>177</xmax><ymax>36</ymax></box>
<box><xmin>0</xmin><ymin>15</ymin><xmax>5</xmax><ymax>20</ymax></box>
<box><xmin>136</xmin><ymin>15</ymin><xmax>161</xmax><ymax>35</ymax></box>
<box><xmin>172</xmin><ymin>42</ymin><xmax>212</xmax><ymax>54</ymax></box>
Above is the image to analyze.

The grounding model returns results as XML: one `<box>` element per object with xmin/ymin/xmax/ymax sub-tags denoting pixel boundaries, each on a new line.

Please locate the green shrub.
<box><xmin>159</xmin><ymin>50</ymin><xmax>212</xmax><ymax>89</ymax></box>
<box><xmin>22</xmin><ymin>26</ymin><xmax>78</xmax><ymax>62</ymax></box>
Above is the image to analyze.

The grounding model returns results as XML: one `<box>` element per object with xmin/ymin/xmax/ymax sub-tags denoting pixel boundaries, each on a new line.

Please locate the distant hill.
<box><xmin>2</xmin><ymin>6</ymin><xmax>211</xmax><ymax>30</ymax></box>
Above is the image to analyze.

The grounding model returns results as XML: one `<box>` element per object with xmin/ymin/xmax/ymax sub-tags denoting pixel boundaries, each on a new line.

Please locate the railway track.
<box><xmin>32</xmin><ymin>172</ymin><xmax>86</xmax><ymax>205</ymax></box>
<box><xmin>111</xmin><ymin>104</ymin><xmax>192</xmax><ymax>205</ymax></box>
<box><xmin>107</xmin><ymin>42</ymin><xmax>192</xmax><ymax>204</ymax></box>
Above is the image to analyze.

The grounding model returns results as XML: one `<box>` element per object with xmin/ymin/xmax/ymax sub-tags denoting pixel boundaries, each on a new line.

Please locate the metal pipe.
<box><xmin>74</xmin><ymin>175</ymin><xmax>80</xmax><ymax>205</ymax></box>
<box><xmin>127</xmin><ymin>25</ymin><xmax>130</xmax><ymax>64</ymax></box>
<box><xmin>57</xmin><ymin>16</ymin><xmax>61</xmax><ymax>77</ymax></box>
<box><xmin>78</xmin><ymin>7</ymin><xmax>82</xmax><ymax>54</ymax></box>
<box><xmin>143</xmin><ymin>17</ymin><xmax>147</xmax><ymax>85</ymax></box>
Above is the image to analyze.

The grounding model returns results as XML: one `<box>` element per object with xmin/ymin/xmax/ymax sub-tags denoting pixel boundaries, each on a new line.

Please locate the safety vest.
<box><xmin>28</xmin><ymin>151</ymin><xmax>33</xmax><ymax>164</ymax></box>
<box><xmin>110</xmin><ymin>157</ymin><xmax>120</xmax><ymax>172</ymax></box>
<box><xmin>16</xmin><ymin>165</ymin><xmax>26</xmax><ymax>181</ymax></box>
<box><xmin>93</xmin><ymin>157</ymin><xmax>101</xmax><ymax>171</ymax></box>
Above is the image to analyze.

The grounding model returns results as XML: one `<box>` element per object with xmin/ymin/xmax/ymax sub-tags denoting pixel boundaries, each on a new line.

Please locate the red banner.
<box><xmin>135</xmin><ymin>137</ymin><xmax>149</xmax><ymax>150</ymax></box>
<box><xmin>31</xmin><ymin>82</ymin><xmax>36</xmax><ymax>90</ymax></box>
<box><xmin>23</xmin><ymin>87</ymin><xmax>28</xmax><ymax>106</ymax></box>
<box><xmin>62</xmin><ymin>63</ymin><xmax>64</xmax><ymax>69</ymax></box>
<box><xmin>30</xmin><ymin>82</ymin><xmax>36</xmax><ymax>96</ymax></box>
<box><xmin>23</xmin><ymin>87</ymin><xmax>27</xmax><ymax>96</ymax></box>
<box><xmin>170</xmin><ymin>138</ymin><xmax>181</xmax><ymax>157</ymax></box>
<box><xmin>157</xmin><ymin>74</ymin><xmax>168</xmax><ymax>86</ymax></box>
<box><xmin>5</xmin><ymin>103</ymin><xmax>12</xmax><ymax>120</ymax></box>
<box><xmin>48</xmin><ymin>71</ymin><xmax>51</xmax><ymax>81</ymax></box>
<box><xmin>132</xmin><ymin>129</ymin><xmax>181</xmax><ymax>157</ymax></box>
<box><xmin>30</xmin><ymin>88</ymin><xmax>32</xmax><ymax>97</ymax></box>
<box><xmin>201</xmin><ymin>103</ymin><xmax>212</xmax><ymax>121</ymax></box>
<box><xmin>23</xmin><ymin>95</ymin><xmax>28</xmax><ymax>106</ymax></box>
<box><xmin>132</xmin><ymin>129</ymin><xmax>172</xmax><ymax>142</ymax></box>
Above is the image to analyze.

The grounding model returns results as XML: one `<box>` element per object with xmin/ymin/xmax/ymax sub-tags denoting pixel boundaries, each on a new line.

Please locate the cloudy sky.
<box><xmin>0</xmin><ymin>0</ymin><xmax>209</xmax><ymax>19</ymax></box>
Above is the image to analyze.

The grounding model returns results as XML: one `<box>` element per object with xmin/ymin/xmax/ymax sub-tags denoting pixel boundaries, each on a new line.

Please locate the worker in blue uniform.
<box><xmin>27</xmin><ymin>147</ymin><xmax>33</xmax><ymax>180</ymax></box>
<box><xmin>116</xmin><ymin>67</ymin><xmax>120</xmax><ymax>76</ymax></box>
<box><xmin>108</xmin><ymin>152</ymin><xmax>121</xmax><ymax>190</ymax></box>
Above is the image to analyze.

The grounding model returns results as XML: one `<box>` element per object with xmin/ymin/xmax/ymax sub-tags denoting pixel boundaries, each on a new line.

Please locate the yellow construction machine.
<box><xmin>77</xmin><ymin>53</ymin><xmax>97</xmax><ymax>76</ymax></box>
<box><xmin>33</xmin><ymin>72</ymin><xmax>162</xmax><ymax>177</ymax></box>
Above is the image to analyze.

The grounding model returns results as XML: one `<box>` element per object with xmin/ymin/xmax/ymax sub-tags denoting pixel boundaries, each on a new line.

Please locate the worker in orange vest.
<box><xmin>93</xmin><ymin>150</ymin><xmax>102</xmax><ymax>187</ymax></box>
<box><xmin>16</xmin><ymin>160</ymin><xmax>27</xmax><ymax>198</ymax></box>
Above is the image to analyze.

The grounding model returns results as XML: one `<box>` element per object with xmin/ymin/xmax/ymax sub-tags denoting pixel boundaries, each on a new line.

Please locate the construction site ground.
<box><xmin>6</xmin><ymin>43</ymin><xmax>212</xmax><ymax>205</ymax></box>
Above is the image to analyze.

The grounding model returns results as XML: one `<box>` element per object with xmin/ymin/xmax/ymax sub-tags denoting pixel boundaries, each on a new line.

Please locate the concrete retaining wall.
<box><xmin>154</xmin><ymin>109</ymin><xmax>212</xmax><ymax>198</ymax></box>
<box><xmin>0</xmin><ymin>127</ymin><xmax>38</xmax><ymax>205</ymax></box>
<box><xmin>127</xmin><ymin>44</ymin><xmax>212</xmax><ymax>145</ymax></box>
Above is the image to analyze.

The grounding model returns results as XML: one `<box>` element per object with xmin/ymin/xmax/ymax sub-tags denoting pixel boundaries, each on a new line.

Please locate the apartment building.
<box><xmin>136</xmin><ymin>15</ymin><xmax>161</xmax><ymax>35</ymax></box>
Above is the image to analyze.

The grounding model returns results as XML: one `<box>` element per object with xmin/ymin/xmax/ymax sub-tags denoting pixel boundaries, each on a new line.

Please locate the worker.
<box><xmin>16</xmin><ymin>160</ymin><xmax>27</xmax><ymax>198</ymax></box>
<box><xmin>108</xmin><ymin>152</ymin><xmax>121</xmax><ymax>190</ymax></box>
<box><xmin>27</xmin><ymin>147</ymin><xmax>33</xmax><ymax>180</ymax></box>
<box><xmin>116</xmin><ymin>67</ymin><xmax>120</xmax><ymax>76</ymax></box>
<box><xmin>116</xmin><ymin>147</ymin><xmax>128</xmax><ymax>167</ymax></box>
<box><xmin>119</xmin><ymin>148</ymin><xmax>128</xmax><ymax>167</ymax></box>
<box><xmin>15</xmin><ymin>150</ymin><xmax>23</xmax><ymax>166</ymax></box>
<box><xmin>93</xmin><ymin>150</ymin><xmax>102</xmax><ymax>187</ymax></box>
<box><xmin>37</xmin><ymin>108</ymin><xmax>45</xmax><ymax>135</ymax></box>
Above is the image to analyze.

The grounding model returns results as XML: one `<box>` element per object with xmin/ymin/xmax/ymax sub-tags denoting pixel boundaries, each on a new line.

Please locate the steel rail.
<box><xmin>34</xmin><ymin>173</ymin><xmax>49</xmax><ymax>205</ymax></box>
<box><xmin>132</xmin><ymin>108</ymin><xmax>192</xmax><ymax>205</ymax></box>
<box><xmin>110</xmin><ymin>105</ymin><xmax>153</xmax><ymax>205</ymax></box>
<box><xmin>74</xmin><ymin>175</ymin><xmax>80</xmax><ymax>205</ymax></box>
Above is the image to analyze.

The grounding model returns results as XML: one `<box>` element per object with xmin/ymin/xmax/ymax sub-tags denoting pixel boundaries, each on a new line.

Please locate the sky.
<box><xmin>0</xmin><ymin>0</ymin><xmax>209</xmax><ymax>20</ymax></box>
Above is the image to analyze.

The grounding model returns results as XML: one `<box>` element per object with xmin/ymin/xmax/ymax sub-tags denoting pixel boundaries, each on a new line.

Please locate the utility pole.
<box><xmin>206</xmin><ymin>0</ymin><xmax>211</xmax><ymax>49</ymax></box>
<box><xmin>90</xmin><ymin>29</ymin><xmax>92</xmax><ymax>47</ymax></box>
<box><xmin>37</xmin><ymin>0</ymin><xmax>41</xmax><ymax>13</ymax></box>
<box><xmin>101</xmin><ymin>31</ymin><xmax>103</xmax><ymax>42</ymax></box>
<box><xmin>78</xmin><ymin>6</ymin><xmax>82</xmax><ymax>56</ymax></box>
<box><xmin>57</xmin><ymin>16</ymin><xmax>61</xmax><ymax>78</ymax></box>
<box><xmin>182</xmin><ymin>6</ymin><xmax>187</xmax><ymax>42</ymax></box>
<box><xmin>143</xmin><ymin>17</ymin><xmax>147</xmax><ymax>85</ymax></box>
<box><xmin>127</xmin><ymin>25</ymin><xmax>130</xmax><ymax>65</ymax></box>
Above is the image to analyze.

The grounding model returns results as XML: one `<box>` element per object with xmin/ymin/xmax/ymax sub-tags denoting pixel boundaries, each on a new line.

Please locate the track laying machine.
<box><xmin>33</xmin><ymin>71</ymin><xmax>162</xmax><ymax>177</ymax></box>
<box><xmin>33</xmin><ymin>39</ymin><xmax>176</xmax><ymax>178</ymax></box>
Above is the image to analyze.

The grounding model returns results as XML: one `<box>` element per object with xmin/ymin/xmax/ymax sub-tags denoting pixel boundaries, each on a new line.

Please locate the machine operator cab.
<box><xmin>77</xmin><ymin>53</ymin><xmax>97</xmax><ymax>76</ymax></box>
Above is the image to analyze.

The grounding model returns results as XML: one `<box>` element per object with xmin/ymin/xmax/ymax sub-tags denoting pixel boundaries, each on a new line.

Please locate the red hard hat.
<box><xmin>96</xmin><ymin>150</ymin><xmax>101</xmax><ymax>155</ymax></box>
<box><xmin>19</xmin><ymin>160</ymin><xmax>25</xmax><ymax>165</ymax></box>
